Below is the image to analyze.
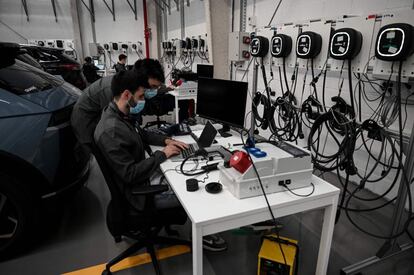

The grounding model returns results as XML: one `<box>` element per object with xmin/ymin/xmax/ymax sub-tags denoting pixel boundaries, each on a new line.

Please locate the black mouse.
<box><xmin>205</xmin><ymin>182</ymin><xmax>222</xmax><ymax>194</ymax></box>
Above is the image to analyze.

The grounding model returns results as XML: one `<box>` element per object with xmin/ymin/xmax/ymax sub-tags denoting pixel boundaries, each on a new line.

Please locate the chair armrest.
<box><xmin>131</xmin><ymin>185</ymin><xmax>168</xmax><ymax>196</ymax></box>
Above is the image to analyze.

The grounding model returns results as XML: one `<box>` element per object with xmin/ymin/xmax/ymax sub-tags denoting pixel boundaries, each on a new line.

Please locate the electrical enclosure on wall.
<box><xmin>330</xmin><ymin>28</ymin><xmax>363</xmax><ymax>60</ymax></box>
<box><xmin>254</xmin><ymin>28</ymin><xmax>274</xmax><ymax>66</ymax></box>
<box><xmin>296</xmin><ymin>31</ymin><xmax>322</xmax><ymax>59</ymax></box>
<box><xmin>250</xmin><ymin>35</ymin><xmax>270</xmax><ymax>58</ymax></box>
<box><xmin>271</xmin><ymin>33</ymin><xmax>292</xmax><ymax>58</ymax></box>
<box><xmin>375</xmin><ymin>23</ymin><xmax>414</xmax><ymax>61</ymax></box>
<box><xmin>111</xmin><ymin>42</ymin><xmax>119</xmax><ymax>51</ymax></box>
<box><xmin>373</xmin><ymin>10</ymin><xmax>414</xmax><ymax>78</ymax></box>
<box><xmin>298</xmin><ymin>21</ymin><xmax>332</xmax><ymax>69</ymax></box>
<box><xmin>272</xmin><ymin>24</ymin><xmax>300</xmax><ymax>68</ymax></box>
<box><xmin>330</xmin><ymin>16</ymin><xmax>377</xmax><ymax>73</ymax></box>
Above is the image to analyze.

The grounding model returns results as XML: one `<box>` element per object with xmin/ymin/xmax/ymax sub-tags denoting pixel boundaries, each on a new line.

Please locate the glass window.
<box><xmin>0</xmin><ymin>60</ymin><xmax>63</xmax><ymax>95</ymax></box>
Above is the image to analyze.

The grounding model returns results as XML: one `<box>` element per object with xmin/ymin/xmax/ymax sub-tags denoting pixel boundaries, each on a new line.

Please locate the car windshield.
<box><xmin>0</xmin><ymin>60</ymin><xmax>63</xmax><ymax>95</ymax></box>
<box><xmin>36</xmin><ymin>49</ymin><xmax>60</xmax><ymax>62</ymax></box>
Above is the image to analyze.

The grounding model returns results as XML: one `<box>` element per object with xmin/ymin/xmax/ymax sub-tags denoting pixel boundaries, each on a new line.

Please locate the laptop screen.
<box><xmin>198</xmin><ymin>121</ymin><xmax>217</xmax><ymax>148</ymax></box>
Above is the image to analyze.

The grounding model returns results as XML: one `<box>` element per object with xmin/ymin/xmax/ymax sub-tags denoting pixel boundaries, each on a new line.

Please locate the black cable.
<box><xmin>357</xmin><ymin>73</ymin><xmax>362</xmax><ymax>122</ymax></box>
<box><xmin>336</xmin><ymin>172</ymin><xmax>351</xmax><ymax>223</ymax></box>
<box><xmin>348</xmin><ymin>59</ymin><xmax>356</xmax><ymax>119</ymax></box>
<box><xmin>278</xmin><ymin>66</ymin><xmax>285</xmax><ymax>94</ymax></box>
<box><xmin>239</xmin><ymin>129</ymin><xmax>288</xmax><ymax>267</ymax></box>
<box><xmin>281</xmin><ymin>182</ymin><xmax>315</xmax><ymax>197</ymax></box>
<box><xmin>344</xmin><ymin>61</ymin><xmax>413</xmax><ymax>240</ymax></box>
<box><xmin>282</xmin><ymin>58</ymin><xmax>289</xmax><ymax>92</ymax></box>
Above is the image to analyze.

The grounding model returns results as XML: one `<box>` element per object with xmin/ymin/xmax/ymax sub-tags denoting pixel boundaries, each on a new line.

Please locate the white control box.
<box><xmin>219</xmin><ymin>142</ymin><xmax>313</xmax><ymax>199</ymax></box>
<box><xmin>175</xmin><ymin>81</ymin><xmax>198</xmax><ymax>96</ymax></box>
<box><xmin>228</xmin><ymin>32</ymin><xmax>251</xmax><ymax>62</ymax></box>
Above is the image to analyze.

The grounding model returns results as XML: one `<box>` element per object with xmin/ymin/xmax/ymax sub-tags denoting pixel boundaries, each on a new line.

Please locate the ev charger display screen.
<box><xmin>250</xmin><ymin>38</ymin><xmax>261</xmax><ymax>56</ymax></box>
<box><xmin>297</xmin><ymin>35</ymin><xmax>311</xmax><ymax>56</ymax></box>
<box><xmin>271</xmin><ymin>37</ymin><xmax>282</xmax><ymax>55</ymax></box>
<box><xmin>331</xmin><ymin>32</ymin><xmax>350</xmax><ymax>57</ymax></box>
<box><xmin>377</xmin><ymin>28</ymin><xmax>404</xmax><ymax>57</ymax></box>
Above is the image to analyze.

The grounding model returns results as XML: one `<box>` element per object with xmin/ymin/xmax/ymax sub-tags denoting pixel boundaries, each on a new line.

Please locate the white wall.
<box><xmin>162</xmin><ymin>0</ymin><xmax>209</xmax><ymax>79</ymax></box>
<box><xmin>77</xmin><ymin>0</ymin><xmax>159</xmax><ymax>67</ymax></box>
<box><xmin>0</xmin><ymin>0</ymin><xmax>74</xmax><ymax>43</ymax></box>
<box><xmin>165</xmin><ymin>0</ymin><xmax>207</xmax><ymax>40</ymax></box>
<box><xmin>0</xmin><ymin>0</ymin><xmax>159</xmax><ymax>66</ymax></box>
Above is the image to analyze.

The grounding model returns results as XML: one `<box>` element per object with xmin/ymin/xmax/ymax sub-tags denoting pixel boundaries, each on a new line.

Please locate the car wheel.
<box><xmin>0</xmin><ymin>173</ymin><xmax>39</xmax><ymax>259</ymax></box>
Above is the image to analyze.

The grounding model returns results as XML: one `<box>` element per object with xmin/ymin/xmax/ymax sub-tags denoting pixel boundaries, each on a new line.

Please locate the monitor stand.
<box><xmin>218</xmin><ymin>124</ymin><xmax>232</xmax><ymax>137</ymax></box>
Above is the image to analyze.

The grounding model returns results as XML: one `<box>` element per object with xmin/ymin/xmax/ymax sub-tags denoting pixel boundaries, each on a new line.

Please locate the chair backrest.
<box><xmin>144</xmin><ymin>94</ymin><xmax>174</xmax><ymax>117</ymax></box>
<box><xmin>91</xmin><ymin>142</ymin><xmax>128</xmax><ymax>236</ymax></box>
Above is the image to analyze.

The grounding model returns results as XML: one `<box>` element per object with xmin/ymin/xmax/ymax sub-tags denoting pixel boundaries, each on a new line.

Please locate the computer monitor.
<box><xmin>197</xmin><ymin>64</ymin><xmax>214</xmax><ymax>79</ymax></box>
<box><xmin>196</xmin><ymin>77</ymin><xmax>248</xmax><ymax>137</ymax></box>
<box><xmin>93</xmin><ymin>59</ymin><xmax>105</xmax><ymax>70</ymax></box>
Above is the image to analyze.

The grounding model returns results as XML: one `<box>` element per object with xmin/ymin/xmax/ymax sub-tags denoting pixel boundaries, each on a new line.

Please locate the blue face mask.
<box><xmin>144</xmin><ymin>88</ymin><xmax>158</xmax><ymax>99</ymax></box>
<box><xmin>130</xmin><ymin>100</ymin><xmax>145</xmax><ymax>114</ymax></box>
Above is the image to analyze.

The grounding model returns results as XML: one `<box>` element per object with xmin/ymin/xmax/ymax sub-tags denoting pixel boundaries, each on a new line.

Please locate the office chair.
<box><xmin>91</xmin><ymin>143</ymin><xmax>190</xmax><ymax>275</ymax></box>
<box><xmin>143</xmin><ymin>94</ymin><xmax>175</xmax><ymax>129</ymax></box>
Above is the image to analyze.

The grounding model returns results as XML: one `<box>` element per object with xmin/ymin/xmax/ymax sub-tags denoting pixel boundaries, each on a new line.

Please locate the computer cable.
<box><xmin>280</xmin><ymin>182</ymin><xmax>315</xmax><ymax>197</ymax></box>
<box><xmin>179</xmin><ymin>149</ymin><xmax>225</xmax><ymax>176</ymax></box>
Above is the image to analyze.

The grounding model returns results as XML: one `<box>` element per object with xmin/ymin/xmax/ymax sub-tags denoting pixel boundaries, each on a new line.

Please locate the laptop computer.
<box><xmin>170</xmin><ymin>121</ymin><xmax>218</xmax><ymax>162</ymax></box>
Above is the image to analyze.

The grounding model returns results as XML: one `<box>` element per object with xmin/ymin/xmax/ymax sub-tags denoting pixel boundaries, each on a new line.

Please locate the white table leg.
<box><xmin>175</xmin><ymin>97</ymin><xmax>179</xmax><ymax>124</ymax></box>
<box><xmin>315</xmin><ymin>197</ymin><xmax>338</xmax><ymax>275</ymax></box>
<box><xmin>192</xmin><ymin>224</ymin><xmax>203</xmax><ymax>275</ymax></box>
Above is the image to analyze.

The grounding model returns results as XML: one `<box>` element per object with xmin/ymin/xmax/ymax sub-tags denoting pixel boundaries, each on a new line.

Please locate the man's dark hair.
<box><xmin>111</xmin><ymin>70</ymin><xmax>149</xmax><ymax>98</ymax></box>
<box><xmin>84</xmin><ymin>56</ymin><xmax>92</xmax><ymax>63</ymax></box>
<box><xmin>134</xmin><ymin>58</ymin><xmax>165</xmax><ymax>83</ymax></box>
<box><xmin>118</xmin><ymin>54</ymin><xmax>127</xmax><ymax>61</ymax></box>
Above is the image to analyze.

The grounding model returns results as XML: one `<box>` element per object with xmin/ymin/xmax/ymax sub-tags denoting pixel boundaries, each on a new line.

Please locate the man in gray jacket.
<box><xmin>94</xmin><ymin>70</ymin><xmax>185</xmax><ymax>210</ymax></box>
<box><xmin>94</xmin><ymin>70</ymin><xmax>227</xmax><ymax>252</ymax></box>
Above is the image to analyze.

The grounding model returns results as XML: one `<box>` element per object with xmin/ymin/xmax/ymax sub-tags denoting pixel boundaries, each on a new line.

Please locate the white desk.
<box><xmin>153</xmin><ymin>132</ymin><xmax>339</xmax><ymax>275</ymax></box>
<box><xmin>168</xmin><ymin>90</ymin><xmax>197</xmax><ymax>124</ymax></box>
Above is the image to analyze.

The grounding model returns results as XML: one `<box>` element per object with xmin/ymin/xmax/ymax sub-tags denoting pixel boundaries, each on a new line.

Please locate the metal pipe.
<box><xmin>143</xmin><ymin>0</ymin><xmax>150</xmax><ymax>58</ymax></box>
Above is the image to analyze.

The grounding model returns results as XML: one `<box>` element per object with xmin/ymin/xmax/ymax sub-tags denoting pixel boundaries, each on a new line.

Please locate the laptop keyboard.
<box><xmin>181</xmin><ymin>144</ymin><xmax>197</xmax><ymax>159</ymax></box>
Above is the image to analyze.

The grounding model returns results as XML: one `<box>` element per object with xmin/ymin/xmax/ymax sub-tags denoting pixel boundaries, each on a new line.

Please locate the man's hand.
<box><xmin>163</xmin><ymin>144</ymin><xmax>181</xmax><ymax>158</ymax></box>
<box><xmin>165</xmin><ymin>139</ymin><xmax>189</xmax><ymax>150</ymax></box>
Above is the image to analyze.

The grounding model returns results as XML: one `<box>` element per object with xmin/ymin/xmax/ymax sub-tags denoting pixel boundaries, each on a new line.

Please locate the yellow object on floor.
<box><xmin>257</xmin><ymin>235</ymin><xmax>298</xmax><ymax>275</ymax></box>
<box><xmin>63</xmin><ymin>245</ymin><xmax>190</xmax><ymax>275</ymax></box>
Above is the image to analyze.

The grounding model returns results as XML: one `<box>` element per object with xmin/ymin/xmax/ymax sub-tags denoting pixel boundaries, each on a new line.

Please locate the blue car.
<box><xmin>0</xmin><ymin>43</ymin><xmax>90</xmax><ymax>258</ymax></box>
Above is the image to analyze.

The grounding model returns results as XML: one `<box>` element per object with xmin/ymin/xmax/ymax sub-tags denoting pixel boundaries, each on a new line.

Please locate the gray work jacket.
<box><xmin>94</xmin><ymin>101</ymin><xmax>168</xmax><ymax>211</ymax></box>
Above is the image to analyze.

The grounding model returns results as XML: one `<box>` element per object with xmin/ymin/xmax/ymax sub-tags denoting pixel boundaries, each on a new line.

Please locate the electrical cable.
<box><xmin>281</xmin><ymin>182</ymin><xmax>315</xmax><ymax>197</ymax></box>
<box><xmin>239</xmin><ymin>129</ymin><xmax>288</xmax><ymax>267</ymax></box>
<box><xmin>343</xmin><ymin>61</ymin><xmax>414</xmax><ymax>240</ymax></box>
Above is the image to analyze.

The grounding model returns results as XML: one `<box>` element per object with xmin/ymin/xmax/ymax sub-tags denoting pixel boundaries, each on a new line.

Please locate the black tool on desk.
<box><xmin>201</xmin><ymin>162</ymin><xmax>219</xmax><ymax>172</ymax></box>
<box><xmin>205</xmin><ymin>182</ymin><xmax>222</xmax><ymax>194</ymax></box>
<box><xmin>186</xmin><ymin>178</ymin><xmax>199</xmax><ymax>192</ymax></box>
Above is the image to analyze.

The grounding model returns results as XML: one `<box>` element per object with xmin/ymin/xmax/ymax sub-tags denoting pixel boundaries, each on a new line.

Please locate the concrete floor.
<box><xmin>0</xmin><ymin>159</ymin><xmax>413</xmax><ymax>275</ymax></box>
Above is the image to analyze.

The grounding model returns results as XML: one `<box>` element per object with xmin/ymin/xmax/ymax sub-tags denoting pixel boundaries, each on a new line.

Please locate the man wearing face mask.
<box><xmin>71</xmin><ymin>58</ymin><xmax>166</xmax><ymax>154</ymax></box>
<box><xmin>94</xmin><ymin>70</ymin><xmax>187</xmax><ymax>211</ymax></box>
<box><xmin>94</xmin><ymin>71</ymin><xmax>228</xmax><ymax>252</ymax></box>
